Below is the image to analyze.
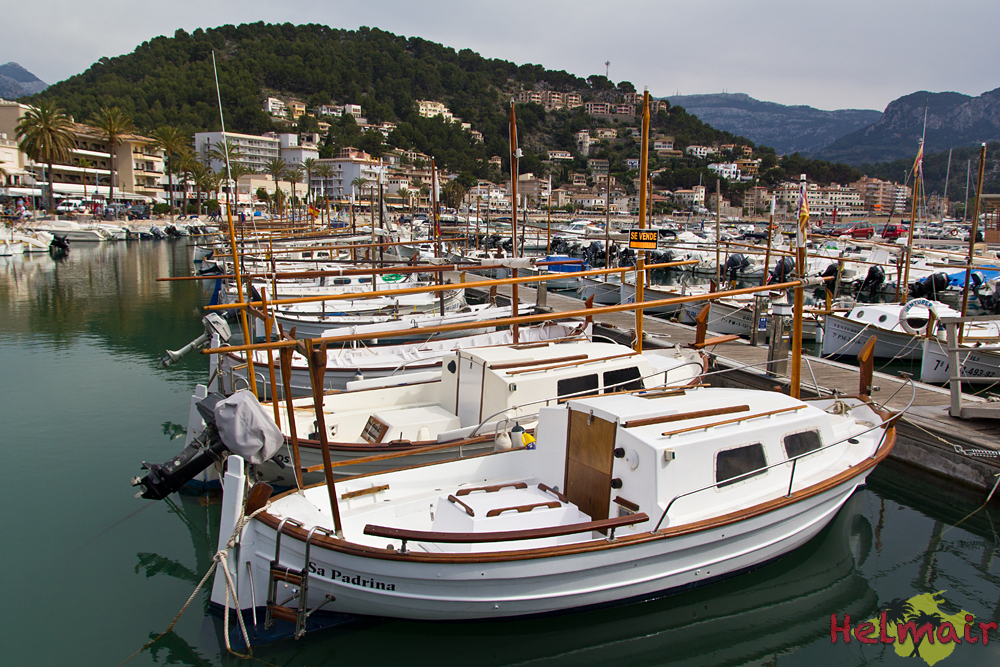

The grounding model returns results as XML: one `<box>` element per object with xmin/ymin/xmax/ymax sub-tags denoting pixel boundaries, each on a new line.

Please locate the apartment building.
<box><xmin>416</xmin><ymin>100</ymin><xmax>454</xmax><ymax>122</ymax></box>
<box><xmin>264</xmin><ymin>97</ymin><xmax>286</xmax><ymax>116</ymax></box>
<box><xmin>595</xmin><ymin>128</ymin><xmax>617</xmax><ymax>140</ymax></box>
<box><xmin>548</xmin><ymin>150</ymin><xmax>573</xmax><ymax>161</ymax></box>
<box><xmin>673</xmin><ymin>185</ymin><xmax>707</xmax><ymax>208</ymax></box>
<box><xmin>850</xmin><ymin>176</ymin><xmax>912</xmax><ymax>214</ymax></box>
<box><xmin>311</xmin><ymin>152</ymin><xmax>384</xmax><ymax>200</ymax></box>
<box><xmin>575</xmin><ymin>129</ymin><xmax>591</xmax><ymax>156</ymax></box>
<box><xmin>653</xmin><ymin>137</ymin><xmax>675</xmax><ymax>151</ymax></box>
<box><xmin>0</xmin><ymin>101</ymin><xmax>164</xmax><ymax>201</ymax></box>
<box><xmin>743</xmin><ymin>186</ymin><xmax>771</xmax><ymax>214</ymax></box>
<box><xmin>588</xmin><ymin>159</ymin><xmax>610</xmax><ymax>176</ymax></box>
<box><xmin>686</xmin><ymin>145</ymin><xmax>712</xmax><ymax>159</ymax></box>
<box><xmin>195</xmin><ymin>131</ymin><xmax>280</xmax><ymax>174</ymax></box>
<box><xmin>585</xmin><ymin>102</ymin><xmax>611</xmax><ymax>116</ymax></box>
<box><xmin>708</xmin><ymin>162</ymin><xmax>740</xmax><ymax>180</ymax></box>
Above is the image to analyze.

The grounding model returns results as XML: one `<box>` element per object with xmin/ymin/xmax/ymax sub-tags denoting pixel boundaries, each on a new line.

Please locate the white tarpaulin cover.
<box><xmin>214</xmin><ymin>392</ymin><xmax>283</xmax><ymax>464</ymax></box>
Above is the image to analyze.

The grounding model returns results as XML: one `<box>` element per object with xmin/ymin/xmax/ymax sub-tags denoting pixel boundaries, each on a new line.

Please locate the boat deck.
<box><xmin>477</xmin><ymin>283</ymin><xmax>1000</xmax><ymax>493</ymax></box>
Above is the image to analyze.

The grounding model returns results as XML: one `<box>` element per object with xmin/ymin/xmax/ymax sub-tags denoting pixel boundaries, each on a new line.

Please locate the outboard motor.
<box><xmin>585</xmin><ymin>240</ymin><xmax>605</xmax><ymax>267</ymax></box>
<box><xmin>814</xmin><ymin>262</ymin><xmax>840</xmax><ymax>299</ymax></box>
<box><xmin>619</xmin><ymin>246</ymin><xmax>636</xmax><ymax>267</ymax></box>
<box><xmin>911</xmin><ymin>271</ymin><xmax>949</xmax><ymax>299</ymax></box>
<box><xmin>131</xmin><ymin>391</ymin><xmax>284</xmax><ymax>500</ymax></box>
<box><xmin>160</xmin><ymin>312</ymin><xmax>232</xmax><ymax>367</ymax></box>
<box><xmin>725</xmin><ymin>253</ymin><xmax>750</xmax><ymax>282</ymax></box>
<box><xmin>769</xmin><ymin>256</ymin><xmax>795</xmax><ymax>284</ymax></box>
<box><xmin>858</xmin><ymin>265</ymin><xmax>885</xmax><ymax>299</ymax></box>
<box><xmin>49</xmin><ymin>234</ymin><xmax>70</xmax><ymax>255</ymax></box>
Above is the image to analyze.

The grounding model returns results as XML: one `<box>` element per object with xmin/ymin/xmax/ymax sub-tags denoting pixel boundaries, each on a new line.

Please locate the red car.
<box><xmin>845</xmin><ymin>222</ymin><xmax>875</xmax><ymax>239</ymax></box>
<box><xmin>880</xmin><ymin>223</ymin><xmax>905</xmax><ymax>240</ymax></box>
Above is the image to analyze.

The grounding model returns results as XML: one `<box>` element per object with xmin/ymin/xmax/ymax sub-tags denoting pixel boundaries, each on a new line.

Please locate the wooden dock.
<box><xmin>479</xmin><ymin>282</ymin><xmax>1000</xmax><ymax>495</ymax></box>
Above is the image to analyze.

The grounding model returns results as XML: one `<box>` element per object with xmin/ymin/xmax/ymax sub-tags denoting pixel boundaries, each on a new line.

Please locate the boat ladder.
<box><xmin>265</xmin><ymin>518</ymin><xmax>335</xmax><ymax>639</ymax></box>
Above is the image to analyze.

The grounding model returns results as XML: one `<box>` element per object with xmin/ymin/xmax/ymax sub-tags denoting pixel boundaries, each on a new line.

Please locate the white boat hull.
<box><xmin>225</xmin><ymin>461</ymin><xmax>866</xmax><ymax>620</ymax></box>
<box><xmin>919</xmin><ymin>337</ymin><xmax>1000</xmax><ymax>383</ymax></box>
<box><xmin>821</xmin><ymin>313</ymin><xmax>923</xmax><ymax>360</ymax></box>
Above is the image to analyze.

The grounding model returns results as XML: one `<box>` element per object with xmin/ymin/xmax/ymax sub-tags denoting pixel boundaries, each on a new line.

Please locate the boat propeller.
<box><xmin>160</xmin><ymin>313</ymin><xmax>232</xmax><ymax>367</ymax></box>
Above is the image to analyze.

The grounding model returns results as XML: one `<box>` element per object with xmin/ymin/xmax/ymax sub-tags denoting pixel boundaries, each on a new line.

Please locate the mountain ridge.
<box><xmin>815</xmin><ymin>87</ymin><xmax>1000</xmax><ymax>164</ymax></box>
<box><xmin>663</xmin><ymin>92</ymin><xmax>881</xmax><ymax>155</ymax></box>
<box><xmin>0</xmin><ymin>62</ymin><xmax>48</xmax><ymax>99</ymax></box>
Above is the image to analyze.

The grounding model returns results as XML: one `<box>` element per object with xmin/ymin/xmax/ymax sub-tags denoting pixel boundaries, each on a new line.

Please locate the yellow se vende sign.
<box><xmin>629</xmin><ymin>229</ymin><xmax>658</xmax><ymax>250</ymax></box>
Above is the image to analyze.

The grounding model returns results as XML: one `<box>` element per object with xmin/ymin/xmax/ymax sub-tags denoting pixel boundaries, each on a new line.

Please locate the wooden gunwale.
<box><xmin>252</xmin><ymin>422</ymin><xmax>896</xmax><ymax>564</ymax></box>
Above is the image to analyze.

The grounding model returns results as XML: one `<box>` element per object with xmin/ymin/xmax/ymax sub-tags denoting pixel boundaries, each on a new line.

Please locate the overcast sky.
<box><xmin>8</xmin><ymin>0</ymin><xmax>999</xmax><ymax>112</ymax></box>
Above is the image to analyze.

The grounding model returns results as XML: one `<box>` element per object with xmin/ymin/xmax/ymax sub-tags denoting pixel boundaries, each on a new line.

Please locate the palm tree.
<box><xmin>286</xmin><ymin>166</ymin><xmax>304</xmax><ymax>221</ymax></box>
<box><xmin>227</xmin><ymin>163</ymin><xmax>254</xmax><ymax>218</ymax></box>
<box><xmin>149</xmin><ymin>125</ymin><xmax>188</xmax><ymax>221</ymax></box>
<box><xmin>15</xmin><ymin>101</ymin><xmax>76</xmax><ymax>212</ymax></box>
<box><xmin>207</xmin><ymin>139</ymin><xmax>246</xmax><ymax>170</ymax></box>
<box><xmin>264</xmin><ymin>158</ymin><xmax>288</xmax><ymax>217</ymax></box>
<box><xmin>77</xmin><ymin>158</ymin><xmax>93</xmax><ymax>201</ymax></box>
<box><xmin>302</xmin><ymin>157</ymin><xmax>317</xmax><ymax>210</ymax></box>
<box><xmin>175</xmin><ymin>149</ymin><xmax>197</xmax><ymax>217</ymax></box>
<box><xmin>190</xmin><ymin>161</ymin><xmax>210</xmax><ymax>216</ymax></box>
<box><xmin>315</xmin><ymin>163</ymin><xmax>334</xmax><ymax>225</ymax></box>
<box><xmin>87</xmin><ymin>107</ymin><xmax>135</xmax><ymax>215</ymax></box>
<box><xmin>351</xmin><ymin>176</ymin><xmax>368</xmax><ymax>225</ymax></box>
<box><xmin>397</xmin><ymin>186</ymin><xmax>410</xmax><ymax>218</ymax></box>
<box><xmin>905</xmin><ymin>611</ymin><xmax>944</xmax><ymax>658</ymax></box>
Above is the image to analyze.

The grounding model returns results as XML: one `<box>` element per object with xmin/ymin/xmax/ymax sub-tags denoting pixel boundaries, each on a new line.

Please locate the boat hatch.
<box><xmin>564</xmin><ymin>408</ymin><xmax>617</xmax><ymax>528</ymax></box>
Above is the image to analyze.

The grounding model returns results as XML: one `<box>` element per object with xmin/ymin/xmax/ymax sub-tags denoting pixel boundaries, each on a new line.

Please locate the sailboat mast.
<box><xmin>635</xmin><ymin>89</ymin><xmax>650</xmax><ymax>353</ymax></box>
<box><xmin>212</xmin><ymin>50</ymin><xmax>257</xmax><ymax>396</ymax></box>
<box><xmin>960</xmin><ymin>144</ymin><xmax>988</xmax><ymax>321</ymax></box>
<box><xmin>509</xmin><ymin>100</ymin><xmax>520</xmax><ymax>343</ymax></box>
<box><xmin>963</xmin><ymin>159</ymin><xmax>971</xmax><ymax>223</ymax></box>
<box><xmin>941</xmin><ymin>148</ymin><xmax>952</xmax><ymax>222</ymax></box>
<box><xmin>901</xmin><ymin>133</ymin><xmax>924</xmax><ymax>304</ymax></box>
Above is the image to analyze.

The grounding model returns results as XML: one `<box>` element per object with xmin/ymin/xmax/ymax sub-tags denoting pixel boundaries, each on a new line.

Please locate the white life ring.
<box><xmin>898</xmin><ymin>298</ymin><xmax>940</xmax><ymax>335</ymax></box>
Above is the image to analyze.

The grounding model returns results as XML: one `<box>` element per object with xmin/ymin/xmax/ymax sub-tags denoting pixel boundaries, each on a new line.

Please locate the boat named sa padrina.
<box><xmin>209</xmin><ymin>386</ymin><xmax>894</xmax><ymax>630</ymax></box>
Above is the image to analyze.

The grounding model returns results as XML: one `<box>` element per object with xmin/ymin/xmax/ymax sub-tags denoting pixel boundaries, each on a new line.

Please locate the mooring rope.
<box><xmin>117</xmin><ymin>501</ymin><xmax>272</xmax><ymax>665</ymax></box>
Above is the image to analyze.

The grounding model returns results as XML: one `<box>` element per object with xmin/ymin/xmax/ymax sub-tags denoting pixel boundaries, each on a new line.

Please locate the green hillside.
<box><xmin>27</xmin><ymin>22</ymin><xmax>860</xmax><ymax>202</ymax></box>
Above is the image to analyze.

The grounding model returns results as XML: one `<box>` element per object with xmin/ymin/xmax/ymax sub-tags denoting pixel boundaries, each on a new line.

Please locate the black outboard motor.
<box><xmin>49</xmin><ymin>234</ymin><xmax>70</xmax><ymax>254</ymax></box>
<box><xmin>619</xmin><ymin>246</ymin><xmax>636</xmax><ymax>267</ymax></box>
<box><xmin>815</xmin><ymin>262</ymin><xmax>840</xmax><ymax>299</ymax></box>
<box><xmin>911</xmin><ymin>271</ymin><xmax>949</xmax><ymax>299</ymax></box>
<box><xmin>725</xmin><ymin>253</ymin><xmax>750</xmax><ymax>282</ymax></box>
<box><xmin>585</xmin><ymin>240</ymin><xmax>605</xmax><ymax>267</ymax></box>
<box><xmin>858</xmin><ymin>265</ymin><xmax>885</xmax><ymax>299</ymax></box>
<box><xmin>769</xmin><ymin>256</ymin><xmax>795</xmax><ymax>284</ymax></box>
<box><xmin>131</xmin><ymin>391</ymin><xmax>284</xmax><ymax>500</ymax></box>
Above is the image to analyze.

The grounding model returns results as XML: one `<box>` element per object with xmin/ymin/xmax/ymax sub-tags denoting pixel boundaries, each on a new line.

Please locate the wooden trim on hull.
<box><xmin>252</xmin><ymin>423</ymin><xmax>896</xmax><ymax>564</ymax></box>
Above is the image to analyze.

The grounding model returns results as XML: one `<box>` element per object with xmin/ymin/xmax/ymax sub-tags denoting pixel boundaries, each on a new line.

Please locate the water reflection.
<box><xmin>0</xmin><ymin>241</ymin><xmax>209</xmax><ymax>373</ymax></box>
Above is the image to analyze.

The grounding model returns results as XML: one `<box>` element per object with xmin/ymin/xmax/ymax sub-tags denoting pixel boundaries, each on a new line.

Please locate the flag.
<box><xmin>912</xmin><ymin>140</ymin><xmax>924</xmax><ymax>179</ymax></box>
<box><xmin>797</xmin><ymin>179</ymin><xmax>809</xmax><ymax>248</ymax></box>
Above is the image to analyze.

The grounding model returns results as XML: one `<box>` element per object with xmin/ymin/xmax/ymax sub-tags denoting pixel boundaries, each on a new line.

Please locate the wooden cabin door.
<box><xmin>564</xmin><ymin>409</ymin><xmax>617</xmax><ymax>522</ymax></box>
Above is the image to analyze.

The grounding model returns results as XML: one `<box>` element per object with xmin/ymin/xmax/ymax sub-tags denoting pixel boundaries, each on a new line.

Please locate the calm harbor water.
<box><xmin>2</xmin><ymin>240</ymin><xmax>999</xmax><ymax>667</ymax></box>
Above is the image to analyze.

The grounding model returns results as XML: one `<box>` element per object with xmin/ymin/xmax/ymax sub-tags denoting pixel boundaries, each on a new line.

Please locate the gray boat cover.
<box><xmin>214</xmin><ymin>392</ymin><xmax>283</xmax><ymax>464</ymax></box>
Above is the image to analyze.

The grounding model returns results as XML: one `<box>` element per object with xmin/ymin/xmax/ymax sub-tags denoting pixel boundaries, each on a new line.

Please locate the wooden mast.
<box><xmin>604</xmin><ymin>171</ymin><xmax>611</xmax><ymax>281</ymax></box>
<box><xmin>790</xmin><ymin>173</ymin><xmax>808</xmax><ymax>399</ymax></box>
<box><xmin>761</xmin><ymin>195</ymin><xmax>774</xmax><ymax>286</ymax></box>
<box><xmin>509</xmin><ymin>99</ymin><xmax>520</xmax><ymax>343</ymax></box>
<box><xmin>960</xmin><ymin>143</ymin><xmax>988</xmax><ymax>323</ymax></box>
<box><xmin>901</xmin><ymin>111</ymin><xmax>927</xmax><ymax>303</ymax></box>
<box><xmin>635</xmin><ymin>89</ymin><xmax>650</xmax><ymax>353</ymax></box>
<box><xmin>211</xmin><ymin>50</ymin><xmax>256</xmax><ymax>395</ymax></box>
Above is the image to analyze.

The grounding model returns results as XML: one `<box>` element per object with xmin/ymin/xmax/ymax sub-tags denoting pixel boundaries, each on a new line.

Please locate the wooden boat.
<box><xmin>822</xmin><ymin>299</ymin><xmax>1000</xmax><ymax>360</ymax></box>
<box><xmin>273</xmin><ymin>303</ymin><xmax>512</xmax><ymax>341</ymax></box>
<box><xmin>213</xmin><ymin>321</ymin><xmax>589</xmax><ymax>397</ymax></box>
<box><xmin>207</xmin><ymin>385</ymin><xmax>895</xmax><ymax>631</ymax></box>
<box><xmin>919</xmin><ymin>335</ymin><xmax>1000</xmax><ymax>384</ymax></box>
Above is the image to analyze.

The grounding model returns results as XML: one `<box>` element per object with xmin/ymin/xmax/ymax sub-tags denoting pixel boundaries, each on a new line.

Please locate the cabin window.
<box><xmin>855</xmin><ymin>310</ymin><xmax>864</xmax><ymax>318</ymax></box>
<box><xmin>878</xmin><ymin>314</ymin><xmax>888</xmax><ymax>323</ymax></box>
<box><xmin>784</xmin><ymin>430</ymin><xmax>822</xmax><ymax>459</ymax></box>
<box><xmin>333</xmin><ymin>278</ymin><xmax>351</xmax><ymax>285</ymax></box>
<box><xmin>358</xmin><ymin>277</ymin><xmax>372</xmax><ymax>284</ymax></box>
<box><xmin>557</xmin><ymin>374</ymin><xmax>599</xmax><ymax>401</ymax></box>
<box><xmin>716</xmin><ymin>443</ymin><xmax>767</xmax><ymax>487</ymax></box>
<box><xmin>603</xmin><ymin>367</ymin><xmax>643</xmax><ymax>394</ymax></box>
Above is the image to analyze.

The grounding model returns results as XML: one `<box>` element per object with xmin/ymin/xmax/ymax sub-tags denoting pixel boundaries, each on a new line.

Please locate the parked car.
<box><xmin>845</xmin><ymin>221</ymin><xmax>875</xmax><ymax>239</ymax></box>
<box><xmin>880</xmin><ymin>223</ymin><xmax>906</xmax><ymax>240</ymax></box>
<box><xmin>126</xmin><ymin>205</ymin><xmax>150</xmax><ymax>220</ymax></box>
